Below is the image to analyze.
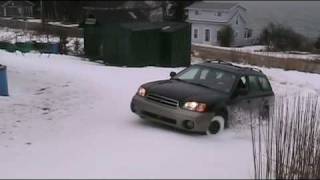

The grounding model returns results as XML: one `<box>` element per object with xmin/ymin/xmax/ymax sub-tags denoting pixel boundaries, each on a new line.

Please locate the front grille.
<box><xmin>146</xmin><ymin>93</ymin><xmax>179</xmax><ymax>107</ymax></box>
<box><xmin>141</xmin><ymin>111</ymin><xmax>177</xmax><ymax>125</ymax></box>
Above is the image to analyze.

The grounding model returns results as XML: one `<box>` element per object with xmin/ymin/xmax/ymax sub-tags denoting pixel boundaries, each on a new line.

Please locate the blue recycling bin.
<box><xmin>50</xmin><ymin>42</ymin><xmax>60</xmax><ymax>54</ymax></box>
<box><xmin>0</xmin><ymin>64</ymin><xmax>9</xmax><ymax>96</ymax></box>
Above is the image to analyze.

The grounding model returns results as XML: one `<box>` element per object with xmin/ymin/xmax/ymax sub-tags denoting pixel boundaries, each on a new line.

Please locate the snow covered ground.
<box><xmin>47</xmin><ymin>22</ymin><xmax>79</xmax><ymax>28</ymax></box>
<box><xmin>0</xmin><ymin>17</ymin><xmax>78</xmax><ymax>27</ymax></box>
<box><xmin>0</xmin><ymin>27</ymin><xmax>60</xmax><ymax>43</ymax></box>
<box><xmin>0</xmin><ymin>27</ymin><xmax>84</xmax><ymax>55</ymax></box>
<box><xmin>1</xmin><ymin>50</ymin><xmax>320</xmax><ymax>178</ymax></box>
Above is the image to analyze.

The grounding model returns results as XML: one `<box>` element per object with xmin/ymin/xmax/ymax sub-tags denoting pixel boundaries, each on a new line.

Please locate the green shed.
<box><xmin>83</xmin><ymin>25</ymin><xmax>102</xmax><ymax>60</ymax></box>
<box><xmin>117</xmin><ymin>22</ymin><xmax>162</xmax><ymax>67</ymax></box>
<box><xmin>160</xmin><ymin>22</ymin><xmax>191</xmax><ymax>67</ymax></box>
<box><xmin>83</xmin><ymin>21</ymin><xmax>191</xmax><ymax>67</ymax></box>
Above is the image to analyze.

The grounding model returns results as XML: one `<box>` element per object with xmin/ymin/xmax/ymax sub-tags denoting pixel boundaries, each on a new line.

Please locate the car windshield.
<box><xmin>173</xmin><ymin>65</ymin><xmax>236</xmax><ymax>93</ymax></box>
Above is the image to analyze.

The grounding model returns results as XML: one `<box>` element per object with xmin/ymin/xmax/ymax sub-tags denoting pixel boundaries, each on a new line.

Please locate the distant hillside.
<box><xmin>239</xmin><ymin>1</ymin><xmax>320</xmax><ymax>39</ymax></box>
<box><xmin>207</xmin><ymin>1</ymin><xmax>320</xmax><ymax>39</ymax></box>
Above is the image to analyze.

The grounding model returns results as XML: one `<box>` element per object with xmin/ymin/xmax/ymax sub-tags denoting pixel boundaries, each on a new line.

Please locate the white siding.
<box><xmin>187</xmin><ymin>9</ymin><xmax>230</xmax><ymax>23</ymax></box>
<box><xmin>229</xmin><ymin>10</ymin><xmax>250</xmax><ymax>46</ymax></box>
<box><xmin>187</xmin><ymin>6</ymin><xmax>253</xmax><ymax>47</ymax></box>
<box><xmin>191</xmin><ymin>23</ymin><xmax>224</xmax><ymax>45</ymax></box>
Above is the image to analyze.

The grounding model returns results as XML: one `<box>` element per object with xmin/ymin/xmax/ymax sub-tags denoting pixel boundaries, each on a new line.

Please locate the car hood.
<box><xmin>143</xmin><ymin>80</ymin><xmax>228</xmax><ymax>103</ymax></box>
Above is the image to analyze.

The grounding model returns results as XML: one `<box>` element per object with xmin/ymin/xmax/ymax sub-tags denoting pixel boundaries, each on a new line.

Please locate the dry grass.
<box><xmin>251</xmin><ymin>94</ymin><xmax>320</xmax><ymax>179</ymax></box>
<box><xmin>192</xmin><ymin>45</ymin><xmax>320</xmax><ymax>74</ymax></box>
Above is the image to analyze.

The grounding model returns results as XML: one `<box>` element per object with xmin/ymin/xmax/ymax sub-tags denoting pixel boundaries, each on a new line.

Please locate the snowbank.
<box><xmin>48</xmin><ymin>22</ymin><xmax>79</xmax><ymax>28</ymax></box>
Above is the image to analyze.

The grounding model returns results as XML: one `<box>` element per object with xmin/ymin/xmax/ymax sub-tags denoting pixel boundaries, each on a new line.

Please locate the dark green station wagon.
<box><xmin>131</xmin><ymin>60</ymin><xmax>274</xmax><ymax>135</ymax></box>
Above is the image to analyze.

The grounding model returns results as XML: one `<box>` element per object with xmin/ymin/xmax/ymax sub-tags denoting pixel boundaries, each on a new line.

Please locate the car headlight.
<box><xmin>183</xmin><ymin>102</ymin><xmax>207</xmax><ymax>112</ymax></box>
<box><xmin>137</xmin><ymin>87</ymin><xmax>147</xmax><ymax>97</ymax></box>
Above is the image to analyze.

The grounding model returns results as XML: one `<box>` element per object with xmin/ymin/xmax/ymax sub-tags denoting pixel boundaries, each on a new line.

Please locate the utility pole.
<box><xmin>40</xmin><ymin>0</ymin><xmax>44</xmax><ymax>31</ymax></box>
<box><xmin>54</xmin><ymin>1</ymin><xmax>58</xmax><ymax>20</ymax></box>
<box><xmin>40</xmin><ymin>0</ymin><xmax>43</xmax><ymax>21</ymax></box>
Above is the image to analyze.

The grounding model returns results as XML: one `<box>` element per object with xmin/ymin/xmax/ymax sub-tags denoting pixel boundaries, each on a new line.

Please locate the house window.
<box><xmin>195</xmin><ymin>10</ymin><xmax>199</xmax><ymax>15</ymax></box>
<box><xmin>234</xmin><ymin>31</ymin><xmax>238</xmax><ymax>38</ymax></box>
<box><xmin>217</xmin><ymin>12</ymin><xmax>222</xmax><ymax>16</ymax></box>
<box><xmin>244</xmin><ymin>29</ymin><xmax>252</xmax><ymax>39</ymax></box>
<box><xmin>205</xmin><ymin>29</ymin><xmax>211</xmax><ymax>42</ymax></box>
<box><xmin>193</xmin><ymin>28</ymin><xmax>199</xmax><ymax>39</ymax></box>
<box><xmin>18</xmin><ymin>8</ymin><xmax>22</xmax><ymax>15</ymax></box>
<box><xmin>236</xmin><ymin>16</ymin><xmax>239</xmax><ymax>25</ymax></box>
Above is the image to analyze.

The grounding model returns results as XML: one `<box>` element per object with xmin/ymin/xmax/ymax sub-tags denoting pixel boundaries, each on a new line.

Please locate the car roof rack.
<box><xmin>205</xmin><ymin>59</ymin><xmax>244</xmax><ymax>69</ymax></box>
<box><xmin>241</xmin><ymin>67</ymin><xmax>262</xmax><ymax>73</ymax></box>
<box><xmin>204</xmin><ymin>59</ymin><xmax>263</xmax><ymax>73</ymax></box>
<box><xmin>205</xmin><ymin>59</ymin><xmax>233</xmax><ymax>66</ymax></box>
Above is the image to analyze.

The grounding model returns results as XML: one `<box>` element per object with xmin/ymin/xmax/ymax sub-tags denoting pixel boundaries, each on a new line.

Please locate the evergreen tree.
<box><xmin>217</xmin><ymin>25</ymin><xmax>234</xmax><ymax>47</ymax></box>
<box><xmin>315</xmin><ymin>36</ymin><xmax>320</xmax><ymax>49</ymax></box>
<box><xmin>164</xmin><ymin>1</ymin><xmax>200</xmax><ymax>21</ymax></box>
<box><xmin>259</xmin><ymin>23</ymin><xmax>310</xmax><ymax>51</ymax></box>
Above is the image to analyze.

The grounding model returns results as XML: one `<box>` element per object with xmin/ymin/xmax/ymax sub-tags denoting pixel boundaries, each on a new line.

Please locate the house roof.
<box><xmin>186</xmin><ymin>2</ymin><xmax>245</xmax><ymax>11</ymax></box>
<box><xmin>187</xmin><ymin>8</ymin><xmax>247</xmax><ymax>24</ymax></box>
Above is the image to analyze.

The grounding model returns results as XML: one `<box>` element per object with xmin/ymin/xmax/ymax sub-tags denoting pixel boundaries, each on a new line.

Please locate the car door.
<box><xmin>228</xmin><ymin>74</ymin><xmax>269</xmax><ymax>124</ymax></box>
<box><xmin>246</xmin><ymin>74</ymin><xmax>276</xmax><ymax>119</ymax></box>
<box><xmin>256</xmin><ymin>75</ymin><xmax>275</xmax><ymax>118</ymax></box>
<box><xmin>246</xmin><ymin>75</ymin><xmax>266</xmax><ymax>117</ymax></box>
<box><xmin>228</xmin><ymin>75</ymin><xmax>253</xmax><ymax>125</ymax></box>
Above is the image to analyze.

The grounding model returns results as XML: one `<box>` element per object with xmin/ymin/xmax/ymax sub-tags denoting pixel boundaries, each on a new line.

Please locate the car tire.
<box><xmin>206</xmin><ymin>116</ymin><xmax>225</xmax><ymax>135</ymax></box>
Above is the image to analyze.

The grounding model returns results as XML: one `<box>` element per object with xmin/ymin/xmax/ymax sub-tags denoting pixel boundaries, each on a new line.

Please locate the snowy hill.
<box><xmin>0</xmin><ymin>50</ymin><xmax>320</xmax><ymax>178</ymax></box>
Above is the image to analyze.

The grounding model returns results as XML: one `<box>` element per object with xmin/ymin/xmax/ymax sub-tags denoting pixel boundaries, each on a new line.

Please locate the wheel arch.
<box><xmin>214</xmin><ymin>107</ymin><xmax>229</xmax><ymax>128</ymax></box>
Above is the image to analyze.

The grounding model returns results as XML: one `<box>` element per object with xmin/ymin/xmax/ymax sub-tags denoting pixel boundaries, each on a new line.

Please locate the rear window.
<box><xmin>258</xmin><ymin>76</ymin><xmax>272</xmax><ymax>91</ymax></box>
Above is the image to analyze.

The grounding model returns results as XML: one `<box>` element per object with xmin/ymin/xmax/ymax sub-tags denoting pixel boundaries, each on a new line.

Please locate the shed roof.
<box><xmin>83</xmin><ymin>8</ymin><xmax>149</xmax><ymax>25</ymax></box>
<box><xmin>120</xmin><ymin>22</ymin><xmax>189</xmax><ymax>32</ymax></box>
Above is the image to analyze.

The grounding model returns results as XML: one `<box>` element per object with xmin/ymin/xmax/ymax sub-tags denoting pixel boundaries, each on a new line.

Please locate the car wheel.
<box><xmin>206</xmin><ymin>116</ymin><xmax>225</xmax><ymax>135</ymax></box>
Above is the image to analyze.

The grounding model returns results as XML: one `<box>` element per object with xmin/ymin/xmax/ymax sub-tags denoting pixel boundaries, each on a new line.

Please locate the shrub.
<box><xmin>217</xmin><ymin>25</ymin><xmax>234</xmax><ymax>47</ymax></box>
<box><xmin>59</xmin><ymin>36</ymin><xmax>68</xmax><ymax>54</ymax></box>
<box><xmin>315</xmin><ymin>36</ymin><xmax>320</xmax><ymax>49</ymax></box>
<box><xmin>259</xmin><ymin>23</ymin><xmax>312</xmax><ymax>52</ymax></box>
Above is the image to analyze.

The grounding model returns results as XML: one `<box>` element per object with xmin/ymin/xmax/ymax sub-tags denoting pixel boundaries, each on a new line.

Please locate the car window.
<box><xmin>258</xmin><ymin>76</ymin><xmax>272</xmax><ymax>91</ymax></box>
<box><xmin>240</xmin><ymin>76</ymin><xmax>247</xmax><ymax>86</ymax></box>
<box><xmin>233</xmin><ymin>76</ymin><xmax>249</xmax><ymax>97</ymax></box>
<box><xmin>178</xmin><ymin>66</ymin><xmax>200</xmax><ymax>80</ymax></box>
<box><xmin>237</xmin><ymin>76</ymin><xmax>248</xmax><ymax>89</ymax></box>
<box><xmin>248</xmin><ymin>76</ymin><xmax>261</xmax><ymax>93</ymax></box>
<box><xmin>200</xmin><ymin>69</ymin><xmax>209</xmax><ymax>80</ymax></box>
<box><xmin>175</xmin><ymin>65</ymin><xmax>236</xmax><ymax>93</ymax></box>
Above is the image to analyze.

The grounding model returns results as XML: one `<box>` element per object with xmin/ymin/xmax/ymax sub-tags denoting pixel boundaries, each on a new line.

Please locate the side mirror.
<box><xmin>170</xmin><ymin>71</ymin><xmax>176</xmax><ymax>78</ymax></box>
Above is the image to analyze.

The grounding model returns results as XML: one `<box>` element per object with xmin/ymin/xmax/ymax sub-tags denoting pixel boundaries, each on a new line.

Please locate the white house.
<box><xmin>186</xmin><ymin>2</ymin><xmax>253</xmax><ymax>47</ymax></box>
<box><xmin>0</xmin><ymin>1</ymin><xmax>34</xmax><ymax>18</ymax></box>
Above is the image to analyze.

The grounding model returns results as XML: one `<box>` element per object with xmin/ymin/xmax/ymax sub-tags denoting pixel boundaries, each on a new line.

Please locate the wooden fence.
<box><xmin>192</xmin><ymin>45</ymin><xmax>320</xmax><ymax>74</ymax></box>
<box><xmin>0</xmin><ymin>18</ymin><xmax>82</xmax><ymax>37</ymax></box>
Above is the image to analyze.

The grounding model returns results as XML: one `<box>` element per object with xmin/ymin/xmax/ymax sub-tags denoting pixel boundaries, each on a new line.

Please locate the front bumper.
<box><xmin>131</xmin><ymin>95</ymin><xmax>215</xmax><ymax>133</ymax></box>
